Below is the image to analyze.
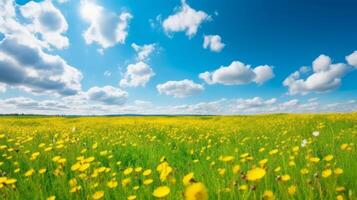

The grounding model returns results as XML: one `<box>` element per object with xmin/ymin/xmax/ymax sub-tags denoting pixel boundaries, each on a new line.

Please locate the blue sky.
<box><xmin>0</xmin><ymin>0</ymin><xmax>357</xmax><ymax>114</ymax></box>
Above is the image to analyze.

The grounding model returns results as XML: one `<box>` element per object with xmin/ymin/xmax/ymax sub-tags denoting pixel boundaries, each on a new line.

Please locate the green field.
<box><xmin>0</xmin><ymin>114</ymin><xmax>356</xmax><ymax>200</ymax></box>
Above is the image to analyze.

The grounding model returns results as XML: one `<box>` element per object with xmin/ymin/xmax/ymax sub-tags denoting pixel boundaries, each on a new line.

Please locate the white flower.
<box><xmin>301</xmin><ymin>139</ymin><xmax>308</xmax><ymax>147</ymax></box>
<box><xmin>312</xmin><ymin>131</ymin><xmax>320</xmax><ymax>137</ymax></box>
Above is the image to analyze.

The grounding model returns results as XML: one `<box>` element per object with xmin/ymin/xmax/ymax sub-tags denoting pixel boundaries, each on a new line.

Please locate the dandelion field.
<box><xmin>0</xmin><ymin>114</ymin><xmax>356</xmax><ymax>200</ymax></box>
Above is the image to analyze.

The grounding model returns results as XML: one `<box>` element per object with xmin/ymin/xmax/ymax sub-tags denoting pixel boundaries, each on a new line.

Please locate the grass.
<box><xmin>0</xmin><ymin>113</ymin><xmax>356</xmax><ymax>199</ymax></box>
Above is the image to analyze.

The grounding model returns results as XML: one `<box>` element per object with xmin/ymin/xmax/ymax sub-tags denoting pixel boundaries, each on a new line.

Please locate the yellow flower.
<box><xmin>107</xmin><ymin>180</ymin><xmax>118</xmax><ymax>189</ymax></box>
<box><xmin>39</xmin><ymin>168</ymin><xmax>47</xmax><ymax>174</ymax></box>
<box><xmin>269</xmin><ymin>149</ymin><xmax>278</xmax><ymax>155</ymax></box>
<box><xmin>71</xmin><ymin>162</ymin><xmax>81</xmax><ymax>171</ymax></box>
<box><xmin>238</xmin><ymin>184</ymin><xmax>248</xmax><ymax>191</ymax></box>
<box><xmin>220</xmin><ymin>155</ymin><xmax>235</xmax><ymax>162</ymax></box>
<box><xmin>340</xmin><ymin>144</ymin><xmax>348</xmax><ymax>150</ymax></box>
<box><xmin>46</xmin><ymin>196</ymin><xmax>56</xmax><ymax>200</ymax></box>
<box><xmin>288</xmin><ymin>185</ymin><xmax>297</xmax><ymax>195</ymax></box>
<box><xmin>324</xmin><ymin>154</ymin><xmax>334</xmax><ymax>161</ymax></box>
<box><xmin>135</xmin><ymin>167</ymin><xmax>142</xmax><ymax>172</ymax></box>
<box><xmin>79</xmin><ymin>163</ymin><xmax>90</xmax><ymax>172</ymax></box>
<box><xmin>127</xmin><ymin>195</ymin><xmax>137</xmax><ymax>200</ymax></box>
<box><xmin>143</xmin><ymin>179</ymin><xmax>153</xmax><ymax>185</ymax></box>
<box><xmin>262</xmin><ymin>190</ymin><xmax>275</xmax><ymax>200</ymax></box>
<box><xmin>322</xmin><ymin>169</ymin><xmax>332</xmax><ymax>178</ymax></box>
<box><xmin>281</xmin><ymin>174</ymin><xmax>291</xmax><ymax>181</ymax></box>
<box><xmin>309</xmin><ymin>157</ymin><xmax>320</xmax><ymax>163</ymax></box>
<box><xmin>5</xmin><ymin>178</ymin><xmax>17</xmax><ymax>184</ymax></box>
<box><xmin>232</xmin><ymin>165</ymin><xmax>240</xmax><ymax>174</ymax></box>
<box><xmin>69</xmin><ymin>186</ymin><xmax>81</xmax><ymax>193</ymax></box>
<box><xmin>122</xmin><ymin>178</ymin><xmax>131</xmax><ymax>186</ymax></box>
<box><xmin>183</xmin><ymin>172</ymin><xmax>194</xmax><ymax>186</ymax></box>
<box><xmin>246</xmin><ymin>167</ymin><xmax>266</xmax><ymax>181</ymax></box>
<box><xmin>336</xmin><ymin>186</ymin><xmax>346</xmax><ymax>192</ymax></box>
<box><xmin>69</xmin><ymin>178</ymin><xmax>77</xmax><ymax>187</ymax></box>
<box><xmin>300</xmin><ymin>168</ymin><xmax>309</xmax><ymax>175</ymax></box>
<box><xmin>184</xmin><ymin>182</ymin><xmax>208</xmax><ymax>200</ymax></box>
<box><xmin>336</xmin><ymin>195</ymin><xmax>344</xmax><ymax>200</ymax></box>
<box><xmin>143</xmin><ymin>169</ymin><xmax>152</xmax><ymax>176</ymax></box>
<box><xmin>124</xmin><ymin>167</ymin><xmax>133</xmax><ymax>175</ymax></box>
<box><xmin>152</xmin><ymin>186</ymin><xmax>170</xmax><ymax>198</ymax></box>
<box><xmin>259</xmin><ymin>158</ymin><xmax>268</xmax><ymax>166</ymax></box>
<box><xmin>24</xmin><ymin>169</ymin><xmax>35</xmax><ymax>177</ymax></box>
<box><xmin>92</xmin><ymin>191</ymin><xmax>104</xmax><ymax>199</ymax></box>
<box><xmin>334</xmin><ymin>168</ymin><xmax>343</xmax><ymax>175</ymax></box>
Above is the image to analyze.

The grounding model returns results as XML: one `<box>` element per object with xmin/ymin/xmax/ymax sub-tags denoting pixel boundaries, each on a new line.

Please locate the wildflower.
<box><xmin>143</xmin><ymin>169</ymin><xmax>152</xmax><ymax>176</ymax></box>
<box><xmin>220</xmin><ymin>155</ymin><xmax>234</xmax><ymax>162</ymax></box>
<box><xmin>143</xmin><ymin>179</ymin><xmax>153</xmax><ymax>185</ymax></box>
<box><xmin>124</xmin><ymin>167</ymin><xmax>133</xmax><ymax>175</ymax></box>
<box><xmin>246</xmin><ymin>167</ymin><xmax>266</xmax><ymax>181</ymax></box>
<box><xmin>39</xmin><ymin>168</ymin><xmax>47</xmax><ymax>174</ymax></box>
<box><xmin>288</xmin><ymin>185</ymin><xmax>297</xmax><ymax>195</ymax></box>
<box><xmin>184</xmin><ymin>182</ymin><xmax>208</xmax><ymax>200</ymax></box>
<box><xmin>262</xmin><ymin>190</ymin><xmax>275</xmax><ymax>200</ymax></box>
<box><xmin>324</xmin><ymin>154</ymin><xmax>334</xmax><ymax>161</ymax></box>
<box><xmin>322</xmin><ymin>169</ymin><xmax>332</xmax><ymax>178</ymax></box>
<box><xmin>337</xmin><ymin>195</ymin><xmax>344</xmax><ymax>200</ymax></box>
<box><xmin>300</xmin><ymin>168</ymin><xmax>309</xmax><ymax>175</ymax></box>
<box><xmin>232</xmin><ymin>165</ymin><xmax>240</xmax><ymax>174</ymax></box>
<box><xmin>152</xmin><ymin>186</ymin><xmax>170</xmax><ymax>198</ymax></box>
<box><xmin>107</xmin><ymin>180</ymin><xmax>118</xmax><ymax>189</ymax></box>
<box><xmin>122</xmin><ymin>178</ymin><xmax>131</xmax><ymax>186</ymax></box>
<box><xmin>301</xmin><ymin>139</ymin><xmax>308</xmax><ymax>147</ymax></box>
<box><xmin>92</xmin><ymin>191</ymin><xmax>104</xmax><ymax>199</ymax></box>
<box><xmin>334</xmin><ymin>168</ymin><xmax>343</xmax><ymax>175</ymax></box>
<box><xmin>127</xmin><ymin>195</ymin><xmax>137</xmax><ymax>200</ymax></box>
<box><xmin>239</xmin><ymin>184</ymin><xmax>248</xmax><ymax>191</ymax></box>
<box><xmin>46</xmin><ymin>196</ymin><xmax>56</xmax><ymax>200</ymax></box>
<box><xmin>312</xmin><ymin>131</ymin><xmax>320</xmax><ymax>137</ymax></box>
<box><xmin>24</xmin><ymin>169</ymin><xmax>35</xmax><ymax>177</ymax></box>
<box><xmin>280</xmin><ymin>174</ymin><xmax>291</xmax><ymax>181</ymax></box>
<box><xmin>183</xmin><ymin>172</ymin><xmax>194</xmax><ymax>186</ymax></box>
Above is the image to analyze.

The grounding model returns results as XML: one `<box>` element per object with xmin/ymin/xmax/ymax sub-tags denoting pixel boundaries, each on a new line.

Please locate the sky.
<box><xmin>0</xmin><ymin>0</ymin><xmax>357</xmax><ymax>115</ymax></box>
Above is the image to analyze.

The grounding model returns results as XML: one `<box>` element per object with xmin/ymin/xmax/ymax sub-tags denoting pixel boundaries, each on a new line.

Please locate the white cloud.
<box><xmin>0</xmin><ymin>35</ymin><xmax>82</xmax><ymax>96</ymax></box>
<box><xmin>104</xmin><ymin>70</ymin><xmax>111</xmax><ymax>77</ymax></box>
<box><xmin>283</xmin><ymin>54</ymin><xmax>350</xmax><ymax>95</ymax></box>
<box><xmin>157</xmin><ymin>79</ymin><xmax>204</xmax><ymax>98</ymax></box>
<box><xmin>80</xmin><ymin>0</ymin><xmax>132</xmax><ymax>49</ymax></box>
<box><xmin>119</xmin><ymin>61</ymin><xmax>155</xmax><ymax>87</ymax></box>
<box><xmin>57</xmin><ymin>0</ymin><xmax>69</xmax><ymax>3</ymax></box>
<box><xmin>19</xmin><ymin>0</ymin><xmax>69</xmax><ymax>49</ymax></box>
<box><xmin>0</xmin><ymin>83</ymin><xmax>6</xmax><ymax>93</ymax></box>
<box><xmin>131</xmin><ymin>43</ymin><xmax>156</xmax><ymax>61</ymax></box>
<box><xmin>203</xmin><ymin>35</ymin><xmax>225</xmax><ymax>52</ymax></box>
<box><xmin>346</xmin><ymin>50</ymin><xmax>357</xmax><ymax>67</ymax></box>
<box><xmin>235</xmin><ymin>97</ymin><xmax>277</xmax><ymax>109</ymax></box>
<box><xmin>162</xmin><ymin>0</ymin><xmax>210</xmax><ymax>37</ymax></box>
<box><xmin>87</xmin><ymin>86</ymin><xmax>128</xmax><ymax>105</ymax></box>
<box><xmin>199</xmin><ymin>61</ymin><xmax>274</xmax><ymax>85</ymax></box>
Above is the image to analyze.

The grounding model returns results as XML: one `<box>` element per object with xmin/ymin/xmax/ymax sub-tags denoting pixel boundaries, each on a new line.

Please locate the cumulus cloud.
<box><xmin>235</xmin><ymin>97</ymin><xmax>277</xmax><ymax>109</ymax></box>
<box><xmin>203</xmin><ymin>35</ymin><xmax>225</xmax><ymax>52</ymax></box>
<box><xmin>157</xmin><ymin>79</ymin><xmax>204</xmax><ymax>98</ymax></box>
<box><xmin>162</xmin><ymin>0</ymin><xmax>210</xmax><ymax>37</ymax></box>
<box><xmin>119</xmin><ymin>61</ymin><xmax>155</xmax><ymax>87</ymax></box>
<box><xmin>0</xmin><ymin>36</ymin><xmax>82</xmax><ymax>95</ymax></box>
<box><xmin>0</xmin><ymin>0</ymin><xmax>83</xmax><ymax>96</ymax></box>
<box><xmin>199</xmin><ymin>61</ymin><xmax>274</xmax><ymax>85</ymax></box>
<box><xmin>80</xmin><ymin>0</ymin><xmax>132</xmax><ymax>48</ymax></box>
<box><xmin>346</xmin><ymin>50</ymin><xmax>357</xmax><ymax>67</ymax></box>
<box><xmin>131</xmin><ymin>43</ymin><xmax>156</xmax><ymax>61</ymax></box>
<box><xmin>19</xmin><ymin>0</ymin><xmax>69</xmax><ymax>49</ymax></box>
<box><xmin>87</xmin><ymin>86</ymin><xmax>128</xmax><ymax>105</ymax></box>
<box><xmin>0</xmin><ymin>83</ymin><xmax>6</xmax><ymax>93</ymax></box>
<box><xmin>283</xmin><ymin>54</ymin><xmax>350</xmax><ymax>95</ymax></box>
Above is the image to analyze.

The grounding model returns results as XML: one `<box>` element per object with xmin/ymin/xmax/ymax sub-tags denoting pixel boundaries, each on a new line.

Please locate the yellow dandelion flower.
<box><xmin>221</xmin><ymin>155</ymin><xmax>235</xmax><ymax>162</ymax></box>
<box><xmin>5</xmin><ymin>178</ymin><xmax>17</xmax><ymax>184</ymax></box>
<box><xmin>39</xmin><ymin>168</ymin><xmax>46</xmax><ymax>174</ymax></box>
<box><xmin>300</xmin><ymin>168</ymin><xmax>309</xmax><ymax>175</ymax></box>
<box><xmin>281</xmin><ymin>174</ymin><xmax>291</xmax><ymax>181</ymax></box>
<box><xmin>71</xmin><ymin>162</ymin><xmax>81</xmax><ymax>171</ymax></box>
<box><xmin>79</xmin><ymin>163</ymin><xmax>90</xmax><ymax>172</ymax></box>
<box><xmin>246</xmin><ymin>167</ymin><xmax>266</xmax><ymax>181</ymax></box>
<box><xmin>143</xmin><ymin>169</ymin><xmax>152</xmax><ymax>176</ymax></box>
<box><xmin>309</xmin><ymin>157</ymin><xmax>320</xmax><ymax>163</ymax></box>
<box><xmin>124</xmin><ymin>167</ymin><xmax>133</xmax><ymax>175</ymax></box>
<box><xmin>324</xmin><ymin>154</ymin><xmax>334</xmax><ymax>161</ymax></box>
<box><xmin>262</xmin><ymin>190</ymin><xmax>275</xmax><ymax>200</ymax></box>
<box><xmin>69</xmin><ymin>186</ymin><xmax>81</xmax><ymax>193</ymax></box>
<box><xmin>135</xmin><ymin>167</ymin><xmax>142</xmax><ymax>172</ymax></box>
<box><xmin>340</xmin><ymin>144</ymin><xmax>348</xmax><ymax>150</ymax></box>
<box><xmin>232</xmin><ymin>165</ymin><xmax>240</xmax><ymax>174</ymax></box>
<box><xmin>322</xmin><ymin>169</ymin><xmax>332</xmax><ymax>178</ymax></box>
<box><xmin>184</xmin><ymin>182</ymin><xmax>208</xmax><ymax>200</ymax></box>
<box><xmin>46</xmin><ymin>196</ymin><xmax>56</xmax><ymax>200</ymax></box>
<box><xmin>107</xmin><ymin>180</ymin><xmax>118</xmax><ymax>189</ymax></box>
<box><xmin>269</xmin><ymin>149</ymin><xmax>278</xmax><ymax>155</ymax></box>
<box><xmin>152</xmin><ymin>186</ymin><xmax>170</xmax><ymax>198</ymax></box>
<box><xmin>274</xmin><ymin>166</ymin><xmax>281</xmax><ymax>173</ymax></box>
<box><xmin>122</xmin><ymin>178</ymin><xmax>131</xmax><ymax>186</ymax></box>
<box><xmin>144</xmin><ymin>179</ymin><xmax>153</xmax><ymax>185</ymax></box>
<box><xmin>336</xmin><ymin>195</ymin><xmax>344</xmax><ymax>200</ymax></box>
<box><xmin>334</xmin><ymin>168</ymin><xmax>343</xmax><ymax>175</ymax></box>
<box><xmin>288</xmin><ymin>185</ymin><xmax>297</xmax><ymax>195</ymax></box>
<box><xmin>127</xmin><ymin>195</ymin><xmax>137</xmax><ymax>200</ymax></box>
<box><xmin>24</xmin><ymin>169</ymin><xmax>35</xmax><ymax>177</ymax></box>
<box><xmin>69</xmin><ymin>178</ymin><xmax>77</xmax><ymax>187</ymax></box>
<box><xmin>183</xmin><ymin>172</ymin><xmax>194</xmax><ymax>186</ymax></box>
<box><xmin>239</xmin><ymin>184</ymin><xmax>248</xmax><ymax>191</ymax></box>
<box><xmin>92</xmin><ymin>191</ymin><xmax>104</xmax><ymax>200</ymax></box>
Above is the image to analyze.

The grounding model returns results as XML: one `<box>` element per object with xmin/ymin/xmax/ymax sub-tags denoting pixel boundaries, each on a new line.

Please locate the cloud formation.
<box><xmin>199</xmin><ymin>61</ymin><xmax>274</xmax><ymax>85</ymax></box>
<box><xmin>87</xmin><ymin>86</ymin><xmax>128</xmax><ymax>105</ymax></box>
<box><xmin>120</xmin><ymin>62</ymin><xmax>155</xmax><ymax>87</ymax></box>
<box><xmin>157</xmin><ymin>79</ymin><xmax>204</xmax><ymax>98</ymax></box>
<box><xmin>163</xmin><ymin>0</ymin><xmax>210</xmax><ymax>37</ymax></box>
<box><xmin>346</xmin><ymin>50</ymin><xmax>357</xmax><ymax>67</ymax></box>
<box><xmin>203</xmin><ymin>35</ymin><xmax>225</xmax><ymax>52</ymax></box>
<box><xmin>283</xmin><ymin>54</ymin><xmax>350</xmax><ymax>95</ymax></box>
<box><xmin>19</xmin><ymin>0</ymin><xmax>69</xmax><ymax>49</ymax></box>
<box><xmin>80</xmin><ymin>0</ymin><xmax>132</xmax><ymax>48</ymax></box>
<box><xmin>131</xmin><ymin>43</ymin><xmax>156</xmax><ymax>61</ymax></box>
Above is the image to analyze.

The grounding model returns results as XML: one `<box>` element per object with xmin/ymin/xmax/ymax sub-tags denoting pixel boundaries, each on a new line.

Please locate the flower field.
<box><xmin>0</xmin><ymin>114</ymin><xmax>356</xmax><ymax>200</ymax></box>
